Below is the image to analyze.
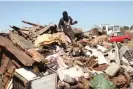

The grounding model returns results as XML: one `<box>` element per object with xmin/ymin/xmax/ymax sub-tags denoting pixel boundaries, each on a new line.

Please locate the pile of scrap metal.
<box><xmin>0</xmin><ymin>20</ymin><xmax>133</xmax><ymax>89</ymax></box>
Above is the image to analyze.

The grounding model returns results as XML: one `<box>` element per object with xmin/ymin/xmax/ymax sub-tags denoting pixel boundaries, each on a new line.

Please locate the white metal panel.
<box><xmin>31</xmin><ymin>73</ymin><xmax>57</xmax><ymax>89</ymax></box>
<box><xmin>15</xmin><ymin>68</ymin><xmax>37</xmax><ymax>81</ymax></box>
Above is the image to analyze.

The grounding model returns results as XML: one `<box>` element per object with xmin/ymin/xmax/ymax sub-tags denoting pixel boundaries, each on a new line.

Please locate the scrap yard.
<box><xmin>0</xmin><ymin>20</ymin><xmax>133</xmax><ymax>89</ymax></box>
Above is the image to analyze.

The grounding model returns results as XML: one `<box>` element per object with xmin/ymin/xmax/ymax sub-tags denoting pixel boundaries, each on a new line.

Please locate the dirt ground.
<box><xmin>124</xmin><ymin>31</ymin><xmax>133</xmax><ymax>48</ymax></box>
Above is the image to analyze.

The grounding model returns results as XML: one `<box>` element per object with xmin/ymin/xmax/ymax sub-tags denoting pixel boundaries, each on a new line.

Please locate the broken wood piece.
<box><xmin>9</xmin><ymin>31</ymin><xmax>35</xmax><ymax>50</ymax></box>
<box><xmin>34</xmin><ymin>23</ymin><xmax>56</xmax><ymax>37</ymax></box>
<box><xmin>0</xmin><ymin>53</ymin><xmax>10</xmax><ymax>74</ymax></box>
<box><xmin>10</xmin><ymin>25</ymin><xmax>30</xmax><ymax>40</ymax></box>
<box><xmin>26</xmin><ymin>48</ymin><xmax>48</xmax><ymax>63</ymax></box>
<box><xmin>22</xmin><ymin>20</ymin><xmax>45</xmax><ymax>28</ymax></box>
<box><xmin>0</xmin><ymin>36</ymin><xmax>34</xmax><ymax>66</ymax></box>
<box><xmin>12</xmin><ymin>60</ymin><xmax>21</xmax><ymax>68</ymax></box>
<box><xmin>78</xmin><ymin>77</ymin><xmax>89</xmax><ymax>89</ymax></box>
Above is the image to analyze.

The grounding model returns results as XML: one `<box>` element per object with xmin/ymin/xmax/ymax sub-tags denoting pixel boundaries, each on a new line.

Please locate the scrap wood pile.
<box><xmin>0</xmin><ymin>20</ymin><xmax>133</xmax><ymax>89</ymax></box>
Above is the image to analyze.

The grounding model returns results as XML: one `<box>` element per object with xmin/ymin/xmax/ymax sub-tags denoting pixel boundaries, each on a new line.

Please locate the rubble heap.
<box><xmin>0</xmin><ymin>21</ymin><xmax>133</xmax><ymax>89</ymax></box>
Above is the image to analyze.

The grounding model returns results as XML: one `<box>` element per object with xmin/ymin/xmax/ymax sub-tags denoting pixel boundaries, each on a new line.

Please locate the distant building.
<box><xmin>99</xmin><ymin>24</ymin><xmax>121</xmax><ymax>35</ymax></box>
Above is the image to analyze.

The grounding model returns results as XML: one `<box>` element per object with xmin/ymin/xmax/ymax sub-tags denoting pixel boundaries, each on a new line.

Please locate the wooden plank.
<box><xmin>34</xmin><ymin>23</ymin><xmax>56</xmax><ymax>37</ymax></box>
<box><xmin>0</xmin><ymin>36</ymin><xmax>34</xmax><ymax>66</ymax></box>
<box><xmin>9</xmin><ymin>31</ymin><xmax>35</xmax><ymax>50</ymax></box>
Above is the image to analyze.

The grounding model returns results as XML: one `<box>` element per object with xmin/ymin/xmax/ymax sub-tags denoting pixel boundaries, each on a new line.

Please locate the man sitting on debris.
<box><xmin>58</xmin><ymin>11</ymin><xmax>77</xmax><ymax>44</ymax></box>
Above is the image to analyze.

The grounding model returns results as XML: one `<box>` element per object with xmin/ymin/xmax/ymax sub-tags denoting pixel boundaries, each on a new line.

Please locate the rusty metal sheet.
<box><xmin>0</xmin><ymin>36</ymin><xmax>34</xmax><ymax>66</ymax></box>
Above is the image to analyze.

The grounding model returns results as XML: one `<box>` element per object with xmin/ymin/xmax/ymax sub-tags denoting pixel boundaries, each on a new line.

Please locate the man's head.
<box><xmin>62</xmin><ymin>11</ymin><xmax>68</xmax><ymax>17</ymax></box>
<box><xmin>62</xmin><ymin>11</ymin><xmax>69</xmax><ymax>22</ymax></box>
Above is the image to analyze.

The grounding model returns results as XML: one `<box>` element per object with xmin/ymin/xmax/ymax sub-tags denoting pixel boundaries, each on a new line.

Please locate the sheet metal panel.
<box><xmin>31</xmin><ymin>73</ymin><xmax>57</xmax><ymax>89</ymax></box>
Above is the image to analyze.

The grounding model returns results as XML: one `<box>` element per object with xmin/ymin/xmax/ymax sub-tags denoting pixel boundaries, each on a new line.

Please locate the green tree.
<box><xmin>123</xmin><ymin>26</ymin><xmax>129</xmax><ymax>30</ymax></box>
<box><xmin>130</xmin><ymin>25</ymin><xmax>133</xmax><ymax>30</ymax></box>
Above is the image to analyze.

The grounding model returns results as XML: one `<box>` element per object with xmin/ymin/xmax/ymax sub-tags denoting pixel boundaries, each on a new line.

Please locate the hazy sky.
<box><xmin>0</xmin><ymin>1</ymin><xmax>133</xmax><ymax>31</ymax></box>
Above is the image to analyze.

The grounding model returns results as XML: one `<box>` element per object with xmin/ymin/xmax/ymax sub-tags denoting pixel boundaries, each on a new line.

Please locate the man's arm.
<box><xmin>69</xmin><ymin>16</ymin><xmax>78</xmax><ymax>25</ymax></box>
<box><xmin>69</xmin><ymin>16</ymin><xmax>74</xmax><ymax>25</ymax></box>
<box><xmin>58</xmin><ymin>18</ymin><xmax>63</xmax><ymax>30</ymax></box>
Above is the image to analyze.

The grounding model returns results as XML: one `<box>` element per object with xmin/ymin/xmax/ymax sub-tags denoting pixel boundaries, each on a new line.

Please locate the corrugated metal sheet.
<box><xmin>31</xmin><ymin>73</ymin><xmax>57</xmax><ymax>89</ymax></box>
